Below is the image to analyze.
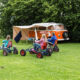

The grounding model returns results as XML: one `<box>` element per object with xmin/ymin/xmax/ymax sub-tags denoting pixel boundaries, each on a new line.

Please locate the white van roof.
<box><xmin>32</xmin><ymin>23</ymin><xmax>63</xmax><ymax>27</ymax></box>
<box><xmin>13</xmin><ymin>22</ymin><xmax>63</xmax><ymax>29</ymax></box>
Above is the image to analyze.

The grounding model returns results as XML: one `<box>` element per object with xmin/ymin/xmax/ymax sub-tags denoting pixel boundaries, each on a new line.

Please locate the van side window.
<box><xmin>54</xmin><ymin>25</ymin><xmax>65</xmax><ymax>30</ymax></box>
<box><xmin>38</xmin><ymin>27</ymin><xmax>46</xmax><ymax>30</ymax></box>
<box><xmin>48</xmin><ymin>26</ymin><xmax>54</xmax><ymax>30</ymax></box>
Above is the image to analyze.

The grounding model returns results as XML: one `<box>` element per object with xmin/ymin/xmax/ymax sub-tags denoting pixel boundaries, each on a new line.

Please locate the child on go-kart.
<box><xmin>48</xmin><ymin>33</ymin><xmax>59</xmax><ymax>52</ymax></box>
<box><xmin>2</xmin><ymin>35</ymin><xmax>11</xmax><ymax>48</ymax></box>
<box><xmin>34</xmin><ymin>34</ymin><xmax>47</xmax><ymax>50</ymax></box>
<box><xmin>1</xmin><ymin>35</ymin><xmax>18</xmax><ymax>56</ymax></box>
<box><xmin>48</xmin><ymin>33</ymin><xmax>57</xmax><ymax>46</ymax></box>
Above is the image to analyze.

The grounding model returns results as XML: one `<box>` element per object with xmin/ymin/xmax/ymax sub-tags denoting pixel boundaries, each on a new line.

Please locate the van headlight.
<box><xmin>58</xmin><ymin>34</ymin><xmax>61</xmax><ymax>37</ymax></box>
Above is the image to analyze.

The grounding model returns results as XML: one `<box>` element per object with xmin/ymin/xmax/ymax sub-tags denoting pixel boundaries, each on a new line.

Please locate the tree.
<box><xmin>49</xmin><ymin>0</ymin><xmax>80</xmax><ymax>42</ymax></box>
<box><xmin>0</xmin><ymin>0</ymin><xmax>58</xmax><ymax>37</ymax></box>
<box><xmin>0</xmin><ymin>0</ymin><xmax>80</xmax><ymax>42</ymax></box>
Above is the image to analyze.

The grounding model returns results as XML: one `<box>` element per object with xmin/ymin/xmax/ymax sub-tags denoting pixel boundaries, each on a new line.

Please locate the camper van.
<box><xmin>28</xmin><ymin>23</ymin><xmax>69</xmax><ymax>41</ymax></box>
<box><xmin>13</xmin><ymin>23</ymin><xmax>69</xmax><ymax>41</ymax></box>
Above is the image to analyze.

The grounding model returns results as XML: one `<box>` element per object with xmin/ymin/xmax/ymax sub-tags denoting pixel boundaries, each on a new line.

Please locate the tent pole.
<box><xmin>35</xmin><ymin>27</ymin><xmax>38</xmax><ymax>40</ymax></box>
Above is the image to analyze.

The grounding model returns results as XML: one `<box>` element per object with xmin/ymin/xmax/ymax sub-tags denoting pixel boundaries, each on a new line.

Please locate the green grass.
<box><xmin>0</xmin><ymin>40</ymin><xmax>80</xmax><ymax>80</ymax></box>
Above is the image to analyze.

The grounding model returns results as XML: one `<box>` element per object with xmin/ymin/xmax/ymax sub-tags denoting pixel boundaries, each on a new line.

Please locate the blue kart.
<box><xmin>20</xmin><ymin>42</ymin><xmax>53</xmax><ymax>58</ymax></box>
<box><xmin>0</xmin><ymin>41</ymin><xmax>18</xmax><ymax>56</ymax></box>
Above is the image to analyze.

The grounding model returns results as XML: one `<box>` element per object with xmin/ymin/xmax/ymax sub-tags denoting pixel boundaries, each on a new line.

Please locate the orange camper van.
<box><xmin>28</xmin><ymin>23</ymin><xmax>69</xmax><ymax>41</ymax></box>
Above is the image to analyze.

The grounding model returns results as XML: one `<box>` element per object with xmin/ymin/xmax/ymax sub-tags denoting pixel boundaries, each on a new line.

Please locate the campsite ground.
<box><xmin>0</xmin><ymin>40</ymin><xmax>80</xmax><ymax>80</ymax></box>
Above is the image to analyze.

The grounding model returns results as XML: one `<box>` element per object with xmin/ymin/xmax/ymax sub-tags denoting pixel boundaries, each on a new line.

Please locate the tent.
<box><xmin>13</xmin><ymin>23</ymin><xmax>64</xmax><ymax>41</ymax></box>
<box><xmin>13</xmin><ymin>25</ymin><xmax>34</xmax><ymax>40</ymax></box>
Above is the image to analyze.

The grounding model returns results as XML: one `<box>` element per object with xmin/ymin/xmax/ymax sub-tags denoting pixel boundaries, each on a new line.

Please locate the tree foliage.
<box><xmin>0</xmin><ymin>0</ymin><xmax>80</xmax><ymax>42</ymax></box>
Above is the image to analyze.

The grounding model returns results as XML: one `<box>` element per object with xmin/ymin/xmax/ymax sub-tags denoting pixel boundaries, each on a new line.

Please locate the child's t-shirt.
<box><xmin>48</xmin><ymin>35</ymin><xmax>57</xmax><ymax>44</ymax></box>
<box><xmin>2</xmin><ymin>40</ymin><xmax>9</xmax><ymax>47</ymax></box>
<box><xmin>35</xmin><ymin>38</ymin><xmax>45</xmax><ymax>47</ymax></box>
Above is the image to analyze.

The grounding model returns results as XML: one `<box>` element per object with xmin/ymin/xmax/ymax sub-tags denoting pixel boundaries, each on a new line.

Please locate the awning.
<box><xmin>13</xmin><ymin>23</ymin><xmax>64</xmax><ymax>29</ymax></box>
<box><xmin>13</xmin><ymin>25</ymin><xmax>33</xmax><ymax>29</ymax></box>
<box><xmin>32</xmin><ymin>23</ymin><xmax>63</xmax><ymax>27</ymax></box>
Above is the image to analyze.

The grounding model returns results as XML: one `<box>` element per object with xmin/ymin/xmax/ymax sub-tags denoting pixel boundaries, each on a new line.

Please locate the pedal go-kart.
<box><xmin>20</xmin><ymin>42</ymin><xmax>52</xmax><ymax>58</ymax></box>
<box><xmin>47</xmin><ymin>41</ymin><xmax>59</xmax><ymax>52</ymax></box>
<box><xmin>0</xmin><ymin>41</ymin><xmax>18</xmax><ymax>56</ymax></box>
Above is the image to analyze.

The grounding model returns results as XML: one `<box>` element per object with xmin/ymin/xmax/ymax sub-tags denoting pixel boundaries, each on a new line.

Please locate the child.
<box><xmin>2</xmin><ymin>35</ymin><xmax>11</xmax><ymax>47</ymax></box>
<box><xmin>34</xmin><ymin>34</ymin><xmax>47</xmax><ymax>50</ymax></box>
<box><xmin>48</xmin><ymin>33</ymin><xmax>57</xmax><ymax>46</ymax></box>
<box><xmin>35</xmin><ymin>34</ymin><xmax>47</xmax><ymax>46</ymax></box>
<box><xmin>48</xmin><ymin>33</ymin><xmax>59</xmax><ymax>52</ymax></box>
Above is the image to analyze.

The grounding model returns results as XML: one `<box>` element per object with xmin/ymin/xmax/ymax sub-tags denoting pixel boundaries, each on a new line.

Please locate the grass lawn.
<box><xmin>0</xmin><ymin>40</ymin><xmax>80</xmax><ymax>80</ymax></box>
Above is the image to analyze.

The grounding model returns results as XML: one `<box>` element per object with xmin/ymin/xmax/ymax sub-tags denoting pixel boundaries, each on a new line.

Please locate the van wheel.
<box><xmin>63</xmin><ymin>32</ymin><xmax>68</xmax><ymax>38</ymax></box>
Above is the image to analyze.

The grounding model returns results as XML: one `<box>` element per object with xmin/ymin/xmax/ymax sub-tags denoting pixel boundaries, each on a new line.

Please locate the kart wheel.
<box><xmin>53</xmin><ymin>45</ymin><xmax>59</xmax><ymax>52</ymax></box>
<box><xmin>13</xmin><ymin>47</ymin><xmax>18</xmax><ymax>54</ymax></box>
<box><xmin>36</xmin><ymin>53</ymin><xmax>43</xmax><ymax>58</ymax></box>
<box><xmin>47</xmin><ymin>50</ymin><xmax>52</xmax><ymax>56</ymax></box>
<box><xmin>48</xmin><ymin>48</ymin><xmax>53</xmax><ymax>53</ymax></box>
<box><xmin>53</xmin><ymin>48</ymin><xmax>59</xmax><ymax>52</ymax></box>
<box><xmin>48</xmin><ymin>52</ymin><xmax>51</xmax><ymax>56</ymax></box>
<box><xmin>20</xmin><ymin>49</ymin><xmax>26</xmax><ymax>56</ymax></box>
<box><xmin>3</xmin><ymin>49</ymin><xmax>8</xmax><ymax>56</ymax></box>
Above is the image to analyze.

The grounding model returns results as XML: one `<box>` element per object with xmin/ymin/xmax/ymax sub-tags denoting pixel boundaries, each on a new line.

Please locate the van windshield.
<box><xmin>47</xmin><ymin>25</ymin><xmax>67</xmax><ymax>30</ymax></box>
<box><xmin>54</xmin><ymin>25</ymin><xmax>67</xmax><ymax>30</ymax></box>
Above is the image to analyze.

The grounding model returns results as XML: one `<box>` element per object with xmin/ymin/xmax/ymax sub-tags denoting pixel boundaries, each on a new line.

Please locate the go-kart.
<box><xmin>20</xmin><ymin>42</ymin><xmax>52</xmax><ymax>58</ymax></box>
<box><xmin>0</xmin><ymin>41</ymin><xmax>18</xmax><ymax>56</ymax></box>
<box><xmin>47</xmin><ymin>41</ymin><xmax>59</xmax><ymax>52</ymax></box>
